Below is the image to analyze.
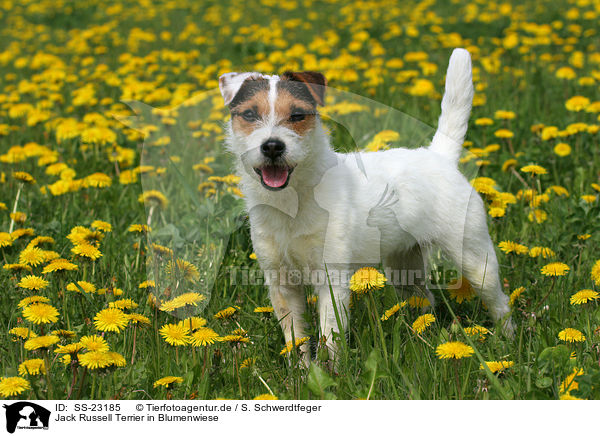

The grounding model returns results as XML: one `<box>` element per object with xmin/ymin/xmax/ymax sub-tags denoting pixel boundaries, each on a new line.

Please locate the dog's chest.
<box><xmin>250</xmin><ymin>209</ymin><xmax>327</xmax><ymax>270</ymax></box>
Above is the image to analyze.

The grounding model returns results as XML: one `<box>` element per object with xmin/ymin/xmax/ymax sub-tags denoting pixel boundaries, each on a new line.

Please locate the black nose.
<box><xmin>261</xmin><ymin>139</ymin><xmax>285</xmax><ymax>159</ymax></box>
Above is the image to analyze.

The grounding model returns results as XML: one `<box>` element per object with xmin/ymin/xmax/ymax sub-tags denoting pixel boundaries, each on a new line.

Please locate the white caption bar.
<box><xmin>0</xmin><ymin>400</ymin><xmax>594</xmax><ymax>435</ymax></box>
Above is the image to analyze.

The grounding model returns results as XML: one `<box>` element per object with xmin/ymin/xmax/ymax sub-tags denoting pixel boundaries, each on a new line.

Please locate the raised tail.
<box><xmin>429</xmin><ymin>48</ymin><xmax>474</xmax><ymax>165</ymax></box>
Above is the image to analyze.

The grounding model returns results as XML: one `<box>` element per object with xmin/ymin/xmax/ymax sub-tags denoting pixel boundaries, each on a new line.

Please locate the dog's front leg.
<box><xmin>269</xmin><ymin>284</ymin><xmax>310</xmax><ymax>366</ymax></box>
<box><xmin>316</xmin><ymin>283</ymin><xmax>350</xmax><ymax>364</ymax></box>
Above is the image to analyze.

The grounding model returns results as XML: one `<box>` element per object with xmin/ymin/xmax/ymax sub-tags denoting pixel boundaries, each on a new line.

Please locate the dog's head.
<box><xmin>219</xmin><ymin>71</ymin><xmax>327</xmax><ymax>191</ymax></box>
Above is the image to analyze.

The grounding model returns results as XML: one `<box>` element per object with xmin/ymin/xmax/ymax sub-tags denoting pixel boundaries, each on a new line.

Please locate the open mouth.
<box><xmin>254</xmin><ymin>164</ymin><xmax>294</xmax><ymax>190</ymax></box>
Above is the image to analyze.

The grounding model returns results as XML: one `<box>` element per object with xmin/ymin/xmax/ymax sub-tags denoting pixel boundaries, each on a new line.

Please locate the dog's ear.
<box><xmin>281</xmin><ymin>71</ymin><xmax>327</xmax><ymax>106</ymax></box>
<box><xmin>218</xmin><ymin>72</ymin><xmax>265</xmax><ymax>106</ymax></box>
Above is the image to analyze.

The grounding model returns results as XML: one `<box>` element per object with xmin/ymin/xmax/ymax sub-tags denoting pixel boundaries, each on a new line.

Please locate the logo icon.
<box><xmin>3</xmin><ymin>402</ymin><xmax>50</xmax><ymax>434</ymax></box>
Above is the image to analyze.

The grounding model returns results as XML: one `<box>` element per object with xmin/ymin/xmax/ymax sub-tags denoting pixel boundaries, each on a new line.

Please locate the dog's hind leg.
<box><xmin>437</xmin><ymin>197</ymin><xmax>513</xmax><ymax>335</ymax></box>
<box><xmin>384</xmin><ymin>244</ymin><xmax>435</xmax><ymax>308</ymax></box>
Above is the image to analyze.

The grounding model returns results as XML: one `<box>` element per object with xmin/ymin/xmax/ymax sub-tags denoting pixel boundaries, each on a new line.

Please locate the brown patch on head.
<box><xmin>230</xmin><ymin>78</ymin><xmax>270</xmax><ymax>136</ymax></box>
<box><xmin>274</xmin><ymin>88</ymin><xmax>318</xmax><ymax>136</ymax></box>
<box><xmin>280</xmin><ymin>71</ymin><xmax>327</xmax><ymax>105</ymax></box>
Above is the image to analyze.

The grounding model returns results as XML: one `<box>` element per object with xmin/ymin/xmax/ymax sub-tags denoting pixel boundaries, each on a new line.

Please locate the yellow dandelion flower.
<box><xmin>51</xmin><ymin>329</ymin><xmax>76</xmax><ymax>339</ymax></box>
<box><xmin>84</xmin><ymin>173</ymin><xmax>112</xmax><ymax>188</ymax></box>
<box><xmin>109</xmin><ymin>298</ymin><xmax>138</xmax><ymax>310</ymax></box>
<box><xmin>280</xmin><ymin>336</ymin><xmax>310</xmax><ymax>355</ymax></box>
<box><xmin>475</xmin><ymin>117</ymin><xmax>494</xmax><ymax>126</ymax></box>
<box><xmin>494</xmin><ymin>110</ymin><xmax>516</xmax><ymax>120</ymax></box>
<box><xmin>448</xmin><ymin>278</ymin><xmax>476</xmax><ymax>303</ymax></box>
<box><xmin>165</xmin><ymin>259</ymin><xmax>200</xmax><ymax>282</ymax></box>
<box><xmin>94</xmin><ymin>308</ymin><xmax>129</xmax><ymax>332</ymax></box>
<box><xmin>553</xmin><ymin>143</ymin><xmax>571</xmax><ymax>157</ymax></box>
<box><xmin>412</xmin><ymin>314</ymin><xmax>435</xmax><ymax>334</ymax></box>
<box><xmin>3</xmin><ymin>263</ymin><xmax>32</xmax><ymax>272</ymax></box>
<box><xmin>254</xmin><ymin>306</ymin><xmax>274</xmax><ymax>314</ymax></box>
<box><xmin>193</xmin><ymin>162</ymin><xmax>214</xmax><ymax>174</ymax></box>
<box><xmin>19</xmin><ymin>247</ymin><xmax>45</xmax><ymax>266</ymax></box>
<box><xmin>0</xmin><ymin>377</ymin><xmax>30</xmax><ymax>397</ymax></box>
<box><xmin>219</xmin><ymin>335</ymin><xmax>250</xmax><ymax>345</ymax></box>
<box><xmin>129</xmin><ymin>224</ymin><xmax>151</xmax><ymax>233</ymax></box>
<box><xmin>560</xmin><ymin>367</ymin><xmax>584</xmax><ymax>394</ymax></box>
<box><xmin>558</xmin><ymin>328</ymin><xmax>585</xmax><ymax>343</ymax></box>
<box><xmin>528</xmin><ymin>209</ymin><xmax>548</xmax><ymax>224</ymax></box>
<box><xmin>13</xmin><ymin>171</ymin><xmax>36</xmax><ymax>184</ymax></box>
<box><xmin>68</xmin><ymin>227</ymin><xmax>104</xmax><ymax>246</ymax></box>
<box><xmin>22</xmin><ymin>303</ymin><xmax>59</xmax><ymax>324</ymax></box>
<box><xmin>78</xmin><ymin>351</ymin><xmax>112</xmax><ymax>370</ymax></box>
<box><xmin>24</xmin><ymin>335</ymin><xmax>59</xmax><ymax>350</ymax></box>
<box><xmin>66</xmin><ymin>280</ymin><xmax>96</xmax><ymax>294</ymax></box>
<box><xmin>11</xmin><ymin>212</ymin><xmax>27</xmax><ymax>223</ymax></box>
<box><xmin>465</xmin><ymin>325</ymin><xmax>489</xmax><ymax>339</ymax></box>
<box><xmin>138</xmin><ymin>280</ymin><xmax>155</xmax><ymax>289</ymax></box>
<box><xmin>127</xmin><ymin>313</ymin><xmax>151</xmax><ymax>326</ymax></box>
<box><xmin>498</xmin><ymin>241</ymin><xmax>529</xmax><ymax>255</ymax></box>
<box><xmin>190</xmin><ymin>328</ymin><xmax>220</xmax><ymax>347</ymax></box>
<box><xmin>18</xmin><ymin>295</ymin><xmax>50</xmax><ymax>308</ymax></box>
<box><xmin>349</xmin><ymin>267</ymin><xmax>386</xmax><ymax>294</ymax></box>
<box><xmin>494</xmin><ymin>128</ymin><xmax>514</xmax><ymax>138</ymax></box>
<box><xmin>565</xmin><ymin>96</ymin><xmax>590</xmax><ymax>112</ymax></box>
<box><xmin>407</xmin><ymin>296</ymin><xmax>431</xmax><ymax>308</ymax></box>
<box><xmin>18</xmin><ymin>359</ymin><xmax>46</xmax><ymax>376</ymax></box>
<box><xmin>570</xmin><ymin>289</ymin><xmax>599</xmax><ymax>305</ymax></box>
<box><xmin>581</xmin><ymin>194</ymin><xmax>597</xmax><ymax>203</ymax></box>
<box><xmin>71</xmin><ymin>243</ymin><xmax>103</xmax><ymax>260</ymax></box>
<box><xmin>153</xmin><ymin>376</ymin><xmax>183</xmax><ymax>388</ymax></box>
<box><xmin>381</xmin><ymin>301</ymin><xmax>406</xmax><ymax>321</ymax></box>
<box><xmin>480</xmin><ymin>361</ymin><xmax>514</xmax><ymax>374</ymax></box>
<box><xmin>240</xmin><ymin>358</ymin><xmax>256</xmax><ymax>369</ymax></box>
<box><xmin>42</xmin><ymin>258</ymin><xmax>78</xmax><ymax>274</ymax></box>
<box><xmin>214</xmin><ymin>306</ymin><xmax>239</xmax><ymax>320</ymax></box>
<box><xmin>556</xmin><ymin>67</ymin><xmax>576</xmax><ymax>80</ymax></box>
<box><xmin>0</xmin><ymin>232</ymin><xmax>14</xmax><ymax>247</ymax></box>
<box><xmin>529</xmin><ymin>246</ymin><xmax>556</xmax><ymax>259</ymax></box>
<box><xmin>254</xmin><ymin>394</ymin><xmax>278</xmax><ymax>400</ymax></box>
<box><xmin>79</xmin><ymin>335</ymin><xmax>109</xmax><ymax>352</ymax></box>
<box><xmin>520</xmin><ymin>164</ymin><xmax>547</xmax><ymax>175</ymax></box>
<box><xmin>106</xmin><ymin>351</ymin><xmax>126</xmax><ymax>367</ymax></box>
<box><xmin>591</xmin><ymin>260</ymin><xmax>600</xmax><ymax>286</ymax></box>
<box><xmin>138</xmin><ymin>190</ymin><xmax>169</xmax><ymax>209</ymax></box>
<box><xmin>159</xmin><ymin>323</ymin><xmax>191</xmax><ymax>346</ymax></box>
<box><xmin>509</xmin><ymin>287</ymin><xmax>526</xmax><ymax>306</ymax></box>
<box><xmin>54</xmin><ymin>342</ymin><xmax>84</xmax><ymax>355</ymax></box>
<box><xmin>488</xmin><ymin>207</ymin><xmax>506</xmax><ymax>218</ymax></box>
<box><xmin>435</xmin><ymin>341</ymin><xmax>474</xmax><ymax>359</ymax></box>
<box><xmin>541</xmin><ymin>262</ymin><xmax>570</xmax><ymax>277</ymax></box>
<box><xmin>91</xmin><ymin>220</ymin><xmax>112</xmax><ymax>232</ymax></box>
<box><xmin>18</xmin><ymin>275</ymin><xmax>49</xmax><ymax>290</ymax></box>
<box><xmin>9</xmin><ymin>327</ymin><xmax>37</xmax><ymax>340</ymax></box>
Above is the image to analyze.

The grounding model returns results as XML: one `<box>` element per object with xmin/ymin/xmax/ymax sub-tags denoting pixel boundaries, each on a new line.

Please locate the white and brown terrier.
<box><xmin>219</xmin><ymin>49</ymin><xmax>513</xmax><ymax>364</ymax></box>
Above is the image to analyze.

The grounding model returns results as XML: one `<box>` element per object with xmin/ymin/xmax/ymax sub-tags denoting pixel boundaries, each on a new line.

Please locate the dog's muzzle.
<box><xmin>255</xmin><ymin>139</ymin><xmax>293</xmax><ymax>190</ymax></box>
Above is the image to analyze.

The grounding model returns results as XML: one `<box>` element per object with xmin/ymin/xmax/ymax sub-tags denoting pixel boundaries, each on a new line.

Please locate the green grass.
<box><xmin>1</xmin><ymin>0</ymin><xmax>600</xmax><ymax>400</ymax></box>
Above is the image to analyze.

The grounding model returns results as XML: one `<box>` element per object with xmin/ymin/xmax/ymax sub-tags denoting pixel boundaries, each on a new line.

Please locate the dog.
<box><xmin>219</xmin><ymin>48</ymin><xmax>513</xmax><ymax>364</ymax></box>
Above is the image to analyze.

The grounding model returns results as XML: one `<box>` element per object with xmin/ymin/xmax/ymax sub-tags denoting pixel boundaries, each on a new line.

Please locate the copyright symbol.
<box><xmin>136</xmin><ymin>404</ymin><xmax>144</xmax><ymax>411</ymax></box>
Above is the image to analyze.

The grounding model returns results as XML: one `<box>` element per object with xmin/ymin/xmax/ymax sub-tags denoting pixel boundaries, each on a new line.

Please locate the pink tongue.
<box><xmin>261</xmin><ymin>166</ymin><xmax>289</xmax><ymax>188</ymax></box>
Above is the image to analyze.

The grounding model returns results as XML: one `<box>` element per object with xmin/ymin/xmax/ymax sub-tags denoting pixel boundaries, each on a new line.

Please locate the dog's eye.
<box><xmin>241</xmin><ymin>110</ymin><xmax>259</xmax><ymax>122</ymax></box>
<box><xmin>289</xmin><ymin>111</ymin><xmax>306</xmax><ymax>122</ymax></box>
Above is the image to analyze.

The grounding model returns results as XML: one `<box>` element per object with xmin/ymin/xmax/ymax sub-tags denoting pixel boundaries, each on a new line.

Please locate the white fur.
<box><xmin>219</xmin><ymin>49</ymin><xmax>513</xmax><ymax>364</ymax></box>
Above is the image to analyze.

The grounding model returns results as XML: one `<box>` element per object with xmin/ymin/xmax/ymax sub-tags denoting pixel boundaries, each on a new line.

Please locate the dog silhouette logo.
<box><xmin>3</xmin><ymin>402</ymin><xmax>50</xmax><ymax>433</ymax></box>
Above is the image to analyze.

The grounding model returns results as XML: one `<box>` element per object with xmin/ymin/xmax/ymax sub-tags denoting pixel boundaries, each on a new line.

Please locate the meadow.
<box><xmin>1</xmin><ymin>0</ymin><xmax>600</xmax><ymax>400</ymax></box>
